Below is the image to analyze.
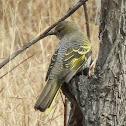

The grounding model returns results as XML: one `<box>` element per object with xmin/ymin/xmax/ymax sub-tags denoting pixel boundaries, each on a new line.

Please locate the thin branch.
<box><xmin>60</xmin><ymin>89</ymin><xmax>65</xmax><ymax>105</ymax></box>
<box><xmin>83</xmin><ymin>2</ymin><xmax>90</xmax><ymax>39</ymax></box>
<box><xmin>0</xmin><ymin>0</ymin><xmax>88</xmax><ymax>69</ymax></box>
<box><xmin>0</xmin><ymin>52</ymin><xmax>36</xmax><ymax>79</ymax></box>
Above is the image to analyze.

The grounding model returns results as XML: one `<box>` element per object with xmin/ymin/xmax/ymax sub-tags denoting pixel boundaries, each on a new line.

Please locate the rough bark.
<box><xmin>62</xmin><ymin>0</ymin><xmax>126</xmax><ymax>125</ymax></box>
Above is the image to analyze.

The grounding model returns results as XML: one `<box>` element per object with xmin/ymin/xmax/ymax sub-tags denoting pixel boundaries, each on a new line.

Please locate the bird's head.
<box><xmin>47</xmin><ymin>21</ymin><xmax>81</xmax><ymax>40</ymax></box>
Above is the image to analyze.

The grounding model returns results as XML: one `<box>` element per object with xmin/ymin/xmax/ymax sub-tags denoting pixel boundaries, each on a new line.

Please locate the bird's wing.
<box><xmin>61</xmin><ymin>40</ymin><xmax>91</xmax><ymax>83</ymax></box>
<box><xmin>45</xmin><ymin>49</ymin><xmax>59</xmax><ymax>81</ymax></box>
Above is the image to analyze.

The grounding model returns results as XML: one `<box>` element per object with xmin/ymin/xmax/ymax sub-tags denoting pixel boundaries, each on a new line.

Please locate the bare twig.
<box><xmin>0</xmin><ymin>0</ymin><xmax>88</xmax><ymax>69</ymax></box>
<box><xmin>0</xmin><ymin>53</ymin><xmax>36</xmax><ymax>79</ymax></box>
<box><xmin>83</xmin><ymin>2</ymin><xmax>90</xmax><ymax>39</ymax></box>
<box><xmin>60</xmin><ymin>89</ymin><xmax>65</xmax><ymax>105</ymax></box>
<box><xmin>64</xmin><ymin>98</ymin><xmax>67</xmax><ymax>126</ymax></box>
<box><xmin>64</xmin><ymin>98</ymin><xmax>71</xmax><ymax>126</ymax></box>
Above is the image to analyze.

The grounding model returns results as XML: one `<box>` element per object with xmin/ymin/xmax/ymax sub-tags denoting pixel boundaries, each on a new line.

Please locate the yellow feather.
<box><xmin>70</xmin><ymin>56</ymin><xmax>88</xmax><ymax>79</ymax></box>
<box><xmin>44</xmin><ymin>86</ymin><xmax>61</xmax><ymax>115</ymax></box>
<box><xmin>64</xmin><ymin>41</ymin><xmax>91</xmax><ymax>70</ymax></box>
<box><xmin>71</xmin><ymin>55</ymin><xmax>85</xmax><ymax>69</ymax></box>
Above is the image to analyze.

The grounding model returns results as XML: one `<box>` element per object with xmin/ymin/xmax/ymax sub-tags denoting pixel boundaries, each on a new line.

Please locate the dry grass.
<box><xmin>0</xmin><ymin>0</ymin><xmax>100</xmax><ymax>126</ymax></box>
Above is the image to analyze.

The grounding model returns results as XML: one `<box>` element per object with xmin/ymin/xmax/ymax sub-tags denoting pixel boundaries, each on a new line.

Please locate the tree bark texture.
<box><xmin>62</xmin><ymin>0</ymin><xmax>126</xmax><ymax>125</ymax></box>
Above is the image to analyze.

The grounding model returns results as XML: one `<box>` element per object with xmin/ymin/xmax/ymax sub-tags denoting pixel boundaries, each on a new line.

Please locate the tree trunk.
<box><xmin>62</xmin><ymin>0</ymin><xmax>126</xmax><ymax>125</ymax></box>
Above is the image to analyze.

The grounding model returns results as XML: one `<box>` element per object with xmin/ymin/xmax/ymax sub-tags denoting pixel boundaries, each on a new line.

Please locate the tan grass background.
<box><xmin>0</xmin><ymin>0</ymin><xmax>100</xmax><ymax>125</ymax></box>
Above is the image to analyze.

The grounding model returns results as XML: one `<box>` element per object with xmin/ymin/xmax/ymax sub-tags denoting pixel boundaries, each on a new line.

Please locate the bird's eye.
<box><xmin>57</xmin><ymin>29</ymin><xmax>61</xmax><ymax>33</ymax></box>
<box><xmin>57</xmin><ymin>26</ymin><xmax>64</xmax><ymax>34</ymax></box>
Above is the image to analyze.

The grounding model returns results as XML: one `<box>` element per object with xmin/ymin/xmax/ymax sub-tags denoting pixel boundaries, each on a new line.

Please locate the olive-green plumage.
<box><xmin>34</xmin><ymin>21</ymin><xmax>91</xmax><ymax>113</ymax></box>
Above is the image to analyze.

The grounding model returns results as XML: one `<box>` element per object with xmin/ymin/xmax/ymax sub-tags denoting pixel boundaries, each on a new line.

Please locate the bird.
<box><xmin>34</xmin><ymin>21</ymin><xmax>92</xmax><ymax>114</ymax></box>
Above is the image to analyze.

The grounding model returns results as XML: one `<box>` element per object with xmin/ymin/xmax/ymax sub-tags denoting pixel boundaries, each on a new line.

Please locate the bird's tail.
<box><xmin>34</xmin><ymin>79</ymin><xmax>60</xmax><ymax>114</ymax></box>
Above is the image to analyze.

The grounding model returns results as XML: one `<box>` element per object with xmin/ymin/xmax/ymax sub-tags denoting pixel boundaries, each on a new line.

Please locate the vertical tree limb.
<box><xmin>64</xmin><ymin>0</ymin><xmax>126</xmax><ymax>125</ymax></box>
<box><xmin>83</xmin><ymin>3</ymin><xmax>90</xmax><ymax>39</ymax></box>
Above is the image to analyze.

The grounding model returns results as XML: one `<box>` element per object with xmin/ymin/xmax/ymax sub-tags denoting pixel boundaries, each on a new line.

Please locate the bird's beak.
<box><xmin>46</xmin><ymin>28</ymin><xmax>56</xmax><ymax>36</ymax></box>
